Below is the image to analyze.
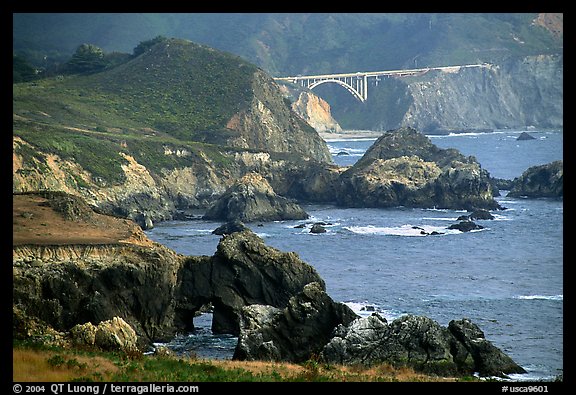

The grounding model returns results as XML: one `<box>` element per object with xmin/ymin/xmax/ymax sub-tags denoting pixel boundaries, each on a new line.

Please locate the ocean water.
<box><xmin>147</xmin><ymin>130</ymin><xmax>563</xmax><ymax>381</ymax></box>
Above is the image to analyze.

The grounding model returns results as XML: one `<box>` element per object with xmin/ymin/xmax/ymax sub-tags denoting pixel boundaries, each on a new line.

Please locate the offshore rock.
<box><xmin>516</xmin><ymin>132</ymin><xmax>537</xmax><ymax>141</ymax></box>
<box><xmin>212</xmin><ymin>220</ymin><xmax>249</xmax><ymax>235</ymax></box>
<box><xmin>447</xmin><ymin>221</ymin><xmax>484</xmax><ymax>232</ymax></box>
<box><xmin>337</xmin><ymin>127</ymin><xmax>500</xmax><ymax>210</ymax></box>
<box><xmin>322</xmin><ymin>314</ymin><xmax>526</xmax><ymax>377</ymax></box>
<box><xmin>507</xmin><ymin>160</ymin><xmax>563</xmax><ymax>198</ymax></box>
<box><xmin>203</xmin><ymin>172</ymin><xmax>309</xmax><ymax>222</ymax></box>
<box><xmin>233</xmin><ymin>282</ymin><xmax>358</xmax><ymax>362</ymax></box>
<box><xmin>204</xmin><ymin>230</ymin><xmax>326</xmax><ymax>334</ymax></box>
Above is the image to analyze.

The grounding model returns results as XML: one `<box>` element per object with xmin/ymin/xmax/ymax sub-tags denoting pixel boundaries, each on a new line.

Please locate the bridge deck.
<box><xmin>274</xmin><ymin>63</ymin><xmax>489</xmax><ymax>81</ymax></box>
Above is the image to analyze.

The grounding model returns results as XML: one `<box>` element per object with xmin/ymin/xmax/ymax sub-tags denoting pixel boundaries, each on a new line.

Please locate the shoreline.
<box><xmin>319</xmin><ymin>130</ymin><xmax>383</xmax><ymax>141</ymax></box>
<box><xmin>319</xmin><ymin>128</ymin><xmax>563</xmax><ymax>141</ymax></box>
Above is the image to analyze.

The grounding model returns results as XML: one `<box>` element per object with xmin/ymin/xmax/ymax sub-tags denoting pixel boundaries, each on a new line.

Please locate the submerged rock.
<box><xmin>203</xmin><ymin>172</ymin><xmax>309</xmax><ymax>223</ymax></box>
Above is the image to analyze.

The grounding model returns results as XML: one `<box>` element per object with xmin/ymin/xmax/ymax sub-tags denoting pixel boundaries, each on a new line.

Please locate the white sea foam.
<box><xmin>185</xmin><ymin>229</ymin><xmax>213</xmax><ymax>234</ymax></box>
<box><xmin>343</xmin><ymin>301</ymin><xmax>404</xmax><ymax>322</ymax></box>
<box><xmin>491</xmin><ymin>213</ymin><xmax>512</xmax><ymax>221</ymax></box>
<box><xmin>344</xmin><ymin>224</ymin><xmax>461</xmax><ymax>237</ymax></box>
<box><xmin>428</xmin><ymin>131</ymin><xmax>508</xmax><ymax>138</ymax></box>
<box><xmin>514</xmin><ymin>295</ymin><xmax>563</xmax><ymax>301</ymax></box>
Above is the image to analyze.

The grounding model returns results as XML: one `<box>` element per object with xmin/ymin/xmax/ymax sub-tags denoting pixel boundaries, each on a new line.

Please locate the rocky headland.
<box><xmin>337</xmin><ymin>127</ymin><xmax>501</xmax><ymax>210</ymax></box>
<box><xmin>13</xmin><ymin>191</ymin><xmax>526</xmax><ymax>378</ymax></box>
<box><xmin>507</xmin><ymin>160</ymin><xmax>563</xmax><ymax>198</ymax></box>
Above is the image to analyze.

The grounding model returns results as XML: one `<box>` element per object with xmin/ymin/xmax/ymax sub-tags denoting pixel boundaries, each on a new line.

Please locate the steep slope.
<box><xmin>13</xmin><ymin>38</ymin><xmax>334</xmax><ymax>225</ymax></box>
<box><xmin>13</xmin><ymin>38</ymin><xmax>330</xmax><ymax>162</ymax></box>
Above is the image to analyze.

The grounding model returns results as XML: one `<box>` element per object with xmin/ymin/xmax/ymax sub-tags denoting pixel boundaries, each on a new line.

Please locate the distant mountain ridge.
<box><xmin>14</xmin><ymin>13</ymin><xmax>562</xmax><ymax>132</ymax></box>
<box><xmin>13</xmin><ymin>13</ymin><xmax>562</xmax><ymax>75</ymax></box>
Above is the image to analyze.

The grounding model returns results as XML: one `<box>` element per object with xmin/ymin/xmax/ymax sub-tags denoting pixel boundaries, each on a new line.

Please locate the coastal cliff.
<box><xmin>329</xmin><ymin>55</ymin><xmax>563</xmax><ymax>133</ymax></box>
<box><xmin>13</xmin><ymin>191</ymin><xmax>525</xmax><ymax>377</ymax></box>
<box><xmin>290</xmin><ymin>91</ymin><xmax>343</xmax><ymax>133</ymax></box>
<box><xmin>13</xmin><ymin>38</ymin><xmax>332</xmax><ymax>228</ymax></box>
<box><xmin>401</xmin><ymin>55</ymin><xmax>563</xmax><ymax>133</ymax></box>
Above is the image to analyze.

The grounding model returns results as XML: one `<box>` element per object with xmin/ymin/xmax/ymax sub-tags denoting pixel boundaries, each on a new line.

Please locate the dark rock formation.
<box><xmin>203</xmin><ymin>172</ymin><xmax>309</xmax><ymax>222</ymax></box>
<box><xmin>448</xmin><ymin>221</ymin><xmax>484</xmax><ymax>232</ymax></box>
<box><xmin>177</xmin><ymin>229</ymin><xmax>325</xmax><ymax>335</ymax></box>
<box><xmin>516</xmin><ymin>132</ymin><xmax>537</xmax><ymax>140</ymax></box>
<box><xmin>310</xmin><ymin>223</ymin><xmax>327</xmax><ymax>233</ymax></box>
<box><xmin>457</xmin><ymin>209</ymin><xmax>495</xmax><ymax>221</ymax></box>
<box><xmin>13</xmin><ymin>242</ymin><xmax>184</xmax><ymax>348</ymax></box>
<box><xmin>233</xmin><ymin>282</ymin><xmax>358</xmax><ymax>362</ymax></box>
<box><xmin>322</xmin><ymin>314</ymin><xmax>525</xmax><ymax>377</ymax></box>
<box><xmin>507</xmin><ymin>160</ymin><xmax>563</xmax><ymax>198</ymax></box>
<box><xmin>212</xmin><ymin>220</ymin><xmax>249</xmax><ymax>235</ymax></box>
<box><xmin>337</xmin><ymin>127</ymin><xmax>500</xmax><ymax>210</ymax></box>
<box><xmin>448</xmin><ymin>318</ymin><xmax>526</xmax><ymax>377</ymax></box>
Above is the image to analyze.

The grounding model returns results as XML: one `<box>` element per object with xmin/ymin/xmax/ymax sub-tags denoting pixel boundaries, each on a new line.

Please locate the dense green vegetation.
<box><xmin>13</xmin><ymin>38</ymin><xmax>258</xmax><ymax>143</ymax></box>
<box><xmin>13</xmin><ymin>13</ymin><xmax>562</xmax><ymax>76</ymax></box>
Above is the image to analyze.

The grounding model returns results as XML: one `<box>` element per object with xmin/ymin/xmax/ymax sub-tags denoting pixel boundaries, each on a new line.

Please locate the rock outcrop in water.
<box><xmin>13</xmin><ymin>192</ymin><xmax>323</xmax><ymax>344</ymax></box>
<box><xmin>13</xmin><ymin>191</ymin><xmax>525</xmax><ymax>377</ymax></box>
<box><xmin>321</xmin><ymin>314</ymin><xmax>526</xmax><ymax>377</ymax></box>
<box><xmin>507</xmin><ymin>160</ymin><xmax>563</xmax><ymax>198</ymax></box>
<box><xmin>337</xmin><ymin>127</ymin><xmax>500</xmax><ymax>210</ymax></box>
<box><xmin>178</xmin><ymin>229</ymin><xmax>326</xmax><ymax>335</ymax></box>
<box><xmin>233</xmin><ymin>282</ymin><xmax>358</xmax><ymax>361</ymax></box>
<box><xmin>202</xmin><ymin>172</ymin><xmax>309</xmax><ymax>222</ymax></box>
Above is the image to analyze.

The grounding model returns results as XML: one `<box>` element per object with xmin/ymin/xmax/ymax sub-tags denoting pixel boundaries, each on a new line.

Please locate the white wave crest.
<box><xmin>514</xmin><ymin>295</ymin><xmax>563</xmax><ymax>301</ymax></box>
<box><xmin>343</xmin><ymin>301</ymin><xmax>405</xmax><ymax>322</ymax></box>
<box><xmin>344</xmin><ymin>224</ymin><xmax>461</xmax><ymax>237</ymax></box>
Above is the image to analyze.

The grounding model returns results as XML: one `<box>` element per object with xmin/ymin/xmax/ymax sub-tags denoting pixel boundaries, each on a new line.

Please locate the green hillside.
<box><xmin>13</xmin><ymin>38</ymin><xmax>258</xmax><ymax>143</ymax></box>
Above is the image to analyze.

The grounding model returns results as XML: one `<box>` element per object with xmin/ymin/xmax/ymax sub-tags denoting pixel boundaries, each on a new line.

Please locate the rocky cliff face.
<box><xmin>399</xmin><ymin>55</ymin><xmax>563</xmax><ymax>133</ymax></box>
<box><xmin>225</xmin><ymin>70</ymin><xmax>332</xmax><ymax>162</ymax></box>
<box><xmin>290</xmin><ymin>91</ymin><xmax>343</xmax><ymax>133</ymax></box>
<box><xmin>333</xmin><ymin>55</ymin><xmax>562</xmax><ymax>132</ymax></box>
<box><xmin>337</xmin><ymin>127</ymin><xmax>499</xmax><ymax>210</ymax></box>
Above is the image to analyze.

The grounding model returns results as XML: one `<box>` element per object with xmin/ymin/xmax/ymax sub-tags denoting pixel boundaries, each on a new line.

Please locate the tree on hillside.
<box><xmin>13</xmin><ymin>54</ymin><xmax>38</xmax><ymax>83</ymax></box>
<box><xmin>133</xmin><ymin>35</ymin><xmax>168</xmax><ymax>57</ymax></box>
<box><xmin>64</xmin><ymin>43</ymin><xmax>109</xmax><ymax>74</ymax></box>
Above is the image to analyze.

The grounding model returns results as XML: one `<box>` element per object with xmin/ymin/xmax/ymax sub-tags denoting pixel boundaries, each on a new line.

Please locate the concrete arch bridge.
<box><xmin>274</xmin><ymin>64</ymin><xmax>490</xmax><ymax>102</ymax></box>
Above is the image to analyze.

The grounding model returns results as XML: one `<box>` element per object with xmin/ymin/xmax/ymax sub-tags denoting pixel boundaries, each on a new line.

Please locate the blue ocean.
<box><xmin>146</xmin><ymin>130</ymin><xmax>563</xmax><ymax>381</ymax></box>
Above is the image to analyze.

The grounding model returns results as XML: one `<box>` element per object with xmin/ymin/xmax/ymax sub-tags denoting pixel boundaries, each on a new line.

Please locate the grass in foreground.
<box><xmin>13</xmin><ymin>341</ymin><xmax>464</xmax><ymax>382</ymax></box>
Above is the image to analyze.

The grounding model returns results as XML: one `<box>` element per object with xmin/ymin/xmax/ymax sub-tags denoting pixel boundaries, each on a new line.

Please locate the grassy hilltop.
<box><xmin>14</xmin><ymin>38</ymin><xmax>257</xmax><ymax>143</ymax></box>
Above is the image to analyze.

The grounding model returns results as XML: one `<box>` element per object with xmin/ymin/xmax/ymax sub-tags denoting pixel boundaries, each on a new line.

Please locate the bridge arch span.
<box><xmin>308</xmin><ymin>79</ymin><xmax>365</xmax><ymax>102</ymax></box>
